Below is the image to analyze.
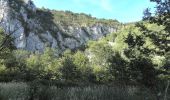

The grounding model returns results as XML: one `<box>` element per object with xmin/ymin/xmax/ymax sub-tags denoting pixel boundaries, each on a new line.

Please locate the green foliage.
<box><xmin>50</xmin><ymin>10</ymin><xmax>120</xmax><ymax>27</ymax></box>
<box><xmin>0</xmin><ymin>2</ymin><xmax>169</xmax><ymax>98</ymax></box>
<box><xmin>0</xmin><ymin>22</ymin><xmax>168</xmax><ymax>92</ymax></box>
<box><xmin>24</xmin><ymin>48</ymin><xmax>61</xmax><ymax>81</ymax></box>
<box><xmin>73</xmin><ymin>51</ymin><xmax>92</xmax><ymax>81</ymax></box>
<box><xmin>110</xmin><ymin>23</ymin><xmax>169</xmax><ymax>87</ymax></box>
<box><xmin>87</xmin><ymin>40</ymin><xmax>113</xmax><ymax>67</ymax></box>
<box><xmin>108</xmin><ymin>53</ymin><xmax>129</xmax><ymax>82</ymax></box>
<box><xmin>146</xmin><ymin>0</ymin><xmax>170</xmax><ymax>33</ymax></box>
<box><xmin>143</xmin><ymin>2</ymin><xmax>170</xmax><ymax>99</ymax></box>
<box><xmin>59</xmin><ymin>52</ymin><xmax>79</xmax><ymax>81</ymax></box>
<box><xmin>0</xmin><ymin>1</ymin><xmax>169</xmax><ymax>99</ymax></box>
<box><xmin>92</xmin><ymin>65</ymin><xmax>109</xmax><ymax>83</ymax></box>
<box><xmin>58</xmin><ymin>50</ymin><xmax>92</xmax><ymax>82</ymax></box>
<box><xmin>0</xmin><ymin>28</ymin><xmax>14</xmax><ymax>59</ymax></box>
<box><xmin>0</xmin><ymin>28</ymin><xmax>17</xmax><ymax>82</ymax></box>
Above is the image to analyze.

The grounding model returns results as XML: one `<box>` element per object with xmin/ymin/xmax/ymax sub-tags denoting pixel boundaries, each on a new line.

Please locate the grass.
<box><xmin>0</xmin><ymin>82</ymin><xmax>162</xmax><ymax>100</ymax></box>
<box><xmin>0</xmin><ymin>82</ymin><xmax>30</xmax><ymax>100</ymax></box>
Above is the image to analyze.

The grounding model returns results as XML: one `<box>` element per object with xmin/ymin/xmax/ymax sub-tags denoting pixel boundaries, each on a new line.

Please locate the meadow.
<box><xmin>0</xmin><ymin>82</ymin><xmax>163</xmax><ymax>100</ymax></box>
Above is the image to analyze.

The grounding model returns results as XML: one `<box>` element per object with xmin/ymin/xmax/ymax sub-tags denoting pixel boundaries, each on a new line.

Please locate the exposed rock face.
<box><xmin>0</xmin><ymin>0</ymin><xmax>119</xmax><ymax>52</ymax></box>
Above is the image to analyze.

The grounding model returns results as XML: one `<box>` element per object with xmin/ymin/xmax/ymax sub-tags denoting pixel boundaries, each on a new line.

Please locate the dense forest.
<box><xmin>0</xmin><ymin>0</ymin><xmax>169</xmax><ymax>100</ymax></box>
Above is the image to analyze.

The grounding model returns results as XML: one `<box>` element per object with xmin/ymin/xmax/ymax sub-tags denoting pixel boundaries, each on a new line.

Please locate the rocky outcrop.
<box><xmin>0</xmin><ymin>0</ymin><xmax>119</xmax><ymax>52</ymax></box>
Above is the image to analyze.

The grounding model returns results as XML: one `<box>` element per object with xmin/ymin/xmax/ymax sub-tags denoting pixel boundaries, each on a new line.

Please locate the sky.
<box><xmin>33</xmin><ymin>0</ymin><xmax>156</xmax><ymax>23</ymax></box>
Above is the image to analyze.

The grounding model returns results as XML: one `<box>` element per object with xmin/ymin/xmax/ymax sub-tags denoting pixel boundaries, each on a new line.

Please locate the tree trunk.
<box><xmin>164</xmin><ymin>80</ymin><xmax>170</xmax><ymax>100</ymax></box>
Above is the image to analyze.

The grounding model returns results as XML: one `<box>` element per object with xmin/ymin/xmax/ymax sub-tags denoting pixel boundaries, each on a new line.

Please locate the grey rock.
<box><xmin>0</xmin><ymin>0</ymin><xmax>118</xmax><ymax>53</ymax></box>
<box><xmin>26</xmin><ymin>32</ymin><xmax>44</xmax><ymax>52</ymax></box>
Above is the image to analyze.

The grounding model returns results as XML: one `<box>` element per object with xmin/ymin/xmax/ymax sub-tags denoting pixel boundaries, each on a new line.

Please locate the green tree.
<box><xmin>143</xmin><ymin>1</ymin><xmax>170</xmax><ymax>98</ymax></box>
<box><xmin>59</xmin><ymin>52</ymin><xmax>79</xmax><ymax>82</ymax></box>
<box><xmin>87</xmin><ymin>40</ymin><xmax>113</xmax><ymax>68</ymax></box>
<box><xmin>87</xmin><ymin>40</ymin><xmax>114</xmax><ymax>83</ymax></box>
<box><xmin>0</xmin><ymin>28</ymin><xmax>14</xmax><ymax>59</ymax></box>
<box><xmin>25</xmin><ymin>48</ymin><xmax>61</xmax><ymax>81</ymax></box>
<box><xmin>123</xmin><ymin>24</ymin><xmax>158</xmax><ymax>86</ymax></box>
<box><xmin>0</xmin><ymin>28</ymin><xmax>17</xmax><ymax>81</ymax></box>
<box><xmin>108</xmin><ymin>53</ymin><xmax>129</xmax><ymax>83</ymax></box>
<box><xmin>73</xmin><ymin>51</ymin><xmax>92</xmax><ymax>81</ymax></box>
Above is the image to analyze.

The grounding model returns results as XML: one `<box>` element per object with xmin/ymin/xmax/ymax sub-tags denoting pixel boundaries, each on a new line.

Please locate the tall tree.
<box><xmin>143</xmin><ymin>0</ymin><xmax>170</xmax><ymax>99</ymax></box>
<box><xmin>144</xmin><ymin>0</ymin><xmax>170</xmax><ymax>52</ymax></box>
<box><xmin>0</xmin><ymin>28</ymin><xmax>14</xmax><ymax>59</ymax></box>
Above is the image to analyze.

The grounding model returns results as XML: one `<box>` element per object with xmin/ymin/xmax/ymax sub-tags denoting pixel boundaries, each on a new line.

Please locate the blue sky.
<box><xmin>33</xmin><ymin>0</ymin><xmax>156</xmax><ymax>23</ymax></box>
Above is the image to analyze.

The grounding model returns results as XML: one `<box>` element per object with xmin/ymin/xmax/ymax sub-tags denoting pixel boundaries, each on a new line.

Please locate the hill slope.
<box><xmin>0</xmin><ymin>0</ymin><xmax>120</xmax><ymax>52</ymax></box>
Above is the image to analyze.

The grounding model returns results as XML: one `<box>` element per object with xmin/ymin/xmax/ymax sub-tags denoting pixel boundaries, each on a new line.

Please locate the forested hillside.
<box><xmin>0</xmin><ymin>0</ymin><xmax>169</xmax><ymax>100</ymax></box>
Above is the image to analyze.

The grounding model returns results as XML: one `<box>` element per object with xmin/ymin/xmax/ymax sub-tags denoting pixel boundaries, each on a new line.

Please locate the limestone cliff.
<box><xmin>0</xmin><ymin>0</ymin><xmax>120</xmax><ymax>52</ymax></box>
